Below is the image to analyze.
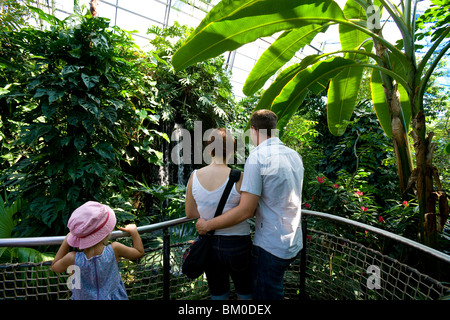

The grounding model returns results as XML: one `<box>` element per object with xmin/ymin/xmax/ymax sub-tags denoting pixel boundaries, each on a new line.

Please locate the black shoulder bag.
<box><xmin>182</xmin><ymin>169</ymin><xmax>241</xmax><ymax>280</ymax></box>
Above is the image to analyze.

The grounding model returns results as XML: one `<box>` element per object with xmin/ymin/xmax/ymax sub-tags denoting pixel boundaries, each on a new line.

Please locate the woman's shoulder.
<box><xmin>195</xmin><ymin>166</ymin><xmax>209</xmax><ymax>174</ymax></box>
<box><xmin>196</xmin><ymin>165</ymin><xmax>228</xmax><ymax>180</ymax></box>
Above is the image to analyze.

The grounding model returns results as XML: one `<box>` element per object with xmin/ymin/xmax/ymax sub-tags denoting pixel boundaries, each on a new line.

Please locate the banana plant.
<box><xmin>172</xmin><ymin>0</ymin><xmax>450</xmax><ymax>246</ymax></box>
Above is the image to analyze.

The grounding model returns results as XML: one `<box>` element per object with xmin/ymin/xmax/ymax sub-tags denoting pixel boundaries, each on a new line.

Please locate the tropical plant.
<box><xmin>139</xmin><ymin>22</ymin><xmax>244</xmax><ymax>189</ymax></box>
<box><xmin>147</xmin><ymin>22</ymin><xmax>236</xmax><ymax>131</ymax></box>
<box><xmin>0</xmin><ymin>0</ymin><xmax>34</xmax><ymax>31</ymax></box>
<box><xmin>0</xmin><ymin>194</ymin><xmax>53</xmax><ymax>263</ymax></box>
<box><xmin>134</xmin><ymin>180</ymin><xmax>197</xmax><ymax>242</ymax></box>
<box><xmin>287</xmin><ymin>90</ymin><xmax>399</xmax><ymax>197</ymax></box>
<box><xmin>0</xmin><ymin>7</ymin><xmax>158</xmax><ymax>236</ymax></box>
<box><xmin>171</xmin><ymin>0</ymin><xmax>450</xmax><ymax>247</ymax></box>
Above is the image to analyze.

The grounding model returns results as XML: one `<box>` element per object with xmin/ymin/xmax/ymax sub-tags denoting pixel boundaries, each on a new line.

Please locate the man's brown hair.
<box><xmin>250</xmin><ymin>109</ymin><xmax>278</xmax><ymax>136</ymax></box>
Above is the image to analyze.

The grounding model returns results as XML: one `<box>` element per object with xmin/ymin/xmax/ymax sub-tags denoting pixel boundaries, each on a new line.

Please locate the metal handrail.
<box><xmin>0</xmin><ymin>217</ymin><xmax>196</xmax><ymax>247</ymax></box>
<box><xmin>0</xmin><ymin>210</ymin><xmax>450</xmax><ymax>263</ymax></box>
<box><xmin>0</xmin><ymin>210</ymin><xmax>449</xmax><ymax>300</ymax></box>
<box><xmin>302</xmin><ymin>210</ymin><xmax>450</xmax><ymax>265</ymax></box>
<box><xmin>1</xmin><ymin>210</ymin><xmax>448</xmax><ymax>264</ymax></box>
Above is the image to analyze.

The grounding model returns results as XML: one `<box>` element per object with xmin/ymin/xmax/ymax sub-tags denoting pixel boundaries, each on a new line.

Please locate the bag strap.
<box><xmin>208</xmin><ymin>169</ymin><xmax>241</xmax><ymax>236</ymax></box>
<box><xmin>213</xmin><ymin>169</ymin><xmax>240</xmax><ymax>218</ymax></box>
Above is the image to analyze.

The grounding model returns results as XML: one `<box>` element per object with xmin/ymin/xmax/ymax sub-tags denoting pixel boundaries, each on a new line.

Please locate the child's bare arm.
<box><xmin>51</xmin><ymin>234</ymin><xmax>76</xmax><ymax>273</ymax></box>
<box><xmin>112</xmin><ymin>224</ymin><xmax>145</xmax><ymax>261</ymax></box>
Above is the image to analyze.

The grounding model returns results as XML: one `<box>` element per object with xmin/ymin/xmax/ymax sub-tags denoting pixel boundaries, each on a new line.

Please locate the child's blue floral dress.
<box><xmin>72</xmin><ymin>244</ymin><xmax>128</xmax><ymax>300</ymax></box>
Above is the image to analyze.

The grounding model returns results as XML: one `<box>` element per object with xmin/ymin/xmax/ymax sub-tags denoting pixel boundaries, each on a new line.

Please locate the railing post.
<box><xmin>162</xmin><ymin>199</ymin><xmax>170</xmax><ymax>300</ymax></box>
<box><xmin>163</xmin><ymin>227</ymin><xmax>170</xmax><ymax>300</ymax></box>
<box><xmin>299</xmin><ymin>215</ymin><xmax>307</xmax><ymax>300</ymax></box>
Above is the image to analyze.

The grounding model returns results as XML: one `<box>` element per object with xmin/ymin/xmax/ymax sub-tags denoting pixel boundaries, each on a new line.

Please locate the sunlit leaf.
<box><xmin>243</xmin><ymin>24</ymin><xmax>327</xmax><ymax>96</ymax></box>
<box><xmin>253</xmin><ymin>57</ymin><xmax>357</xmax><ymax>135</ymax></box>
<box><xmin>172</xmin><ymin>0</ymin><xmax>344</xmax><ymax>71</ymax></box>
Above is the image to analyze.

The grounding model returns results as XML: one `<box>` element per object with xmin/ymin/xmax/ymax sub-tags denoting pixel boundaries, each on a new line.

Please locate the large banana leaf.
<box><xmin>16</xmin><ymin>247</ymin><xmax>54</xmax><ymax>262</ymax></box>
<box><xmin>253</xmin><ymin>57</ymin><xmax>357</xmax><ymax>135</ymax></box>
<box><xmin>327</xmin><ymin>65</ymin><xmax>366</xmax><ymax>136</ymax></box>
<box><xmin>243</xmin><ymin>24</ymin><xmax>329</xmax><ymax>96</ymax></box>
<box><xmin>242</xmin><ymin>54</ymin><xmax>327</xmax><ymax>131</ymax></box>
<box><xmin>339</xmin><ymin>0</ymin><xmax>370</xmax><ymax>51</ymax></box>
<box><xmin>370</xmin><ymin>69</ymin><xmax>392</xmax><ymax>137</ymax></box>
<box><xmin>172</xmin><ymin>0</ymin><xmax>344</xmax><ymax>71</ymax></box>
<box><xmin>327</xmin><ymin>0</ymin><xmax>371</xmax><ymax>136</ymax></box>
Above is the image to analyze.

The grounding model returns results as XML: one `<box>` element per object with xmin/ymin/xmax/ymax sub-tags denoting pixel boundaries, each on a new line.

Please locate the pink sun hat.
<box><xmin>67</xmin><ymin>201</ymin><xmax>116</xmax><ymax>250</ymax></box>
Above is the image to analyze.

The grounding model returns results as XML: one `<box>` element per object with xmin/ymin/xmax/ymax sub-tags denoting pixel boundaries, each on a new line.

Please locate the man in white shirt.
<box><xmin>196</xmin><ymin>109</ymin><xmax>304</xmax><ymax>300</ymax></box>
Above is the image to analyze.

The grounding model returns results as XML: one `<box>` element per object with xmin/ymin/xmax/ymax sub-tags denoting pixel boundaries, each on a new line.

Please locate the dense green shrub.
<box><xmin>146</xmin><ymin>22</ymin><xmax>236</xmax><ymax>131</ymax></box>
<box><xmin>0</xmin><ymin>8</ymin><xmax>158</xmax><ymax>236</ymax></box>
<box><xmin>0</xmin><ymin>7</ymin><xmax>246</xmax><ymax>239</ymax></box>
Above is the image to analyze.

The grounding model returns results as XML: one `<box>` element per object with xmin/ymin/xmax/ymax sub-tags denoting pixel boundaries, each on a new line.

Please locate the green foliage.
<box><xmin>0</xmin><ymin>0</ymin><xmax>33</xmax><ymax>31</ymax></box>
<box><xmin>171</xmin><ymin>0</ymin><xmax>450</xmax><ymax>248</ymax></box>
<box><xmin>243</xmin><ymin>24</ymin><xmax>329</xmax><ymax>96</ymax></box>
<box><xmin>135</xmin><ymin>180</ymin><xmax>197</xmax><ymax>242</ymax></box>
<box><xmin>415</xmin><ymin>0</ymin><xmax>450</xmax><ymax>43</ymax></box>
<box><xmin>147</xmin><ymin>22</ymin><xmax>236</xmax><ymax>131</ymax></box>
<box><xmin>0</xmin><ymin>8</ymin><xmax>158</xmax><ymax>237</ymax></box>
<box><xmin>284</xmin><ymin>92</ymin><xmax>416</xmax><ymax>241</ymax></box>
<box><xmin>283</xmin><ymin>113</ymin><xmax>321</xmax><ymax>187</ymax></box>
<box><xmin>0</xmin><ymin>193</ymin><xmax>54</xmax><ymax>263</ymax></box>
<box><xmin>170</xmin><ymin>0</ymin><xmax>416</xmax><ymax>138</ymax></box>
<box><xmin>302</xmin><ymin>170</ymin><xmax>419</xmax><ymax>242</ymax></box>
<box><xmin>137</xmin><ymin>182</ymin><xmax>186</xmax><ymax>221</ymax></box>
<box><xmin>288</xmin><ymin>94</ymin><xmax>399</xmax><ymax>203</ymax></box>
<box><xmin>0</xmin><ymin>6</ymin><xmax>244</xmax><ymax>241</ymax></box>
<box><xmin>172</xmin><ymin>0</ymin><xmax>343</xmax><ymax>71</ymax></box>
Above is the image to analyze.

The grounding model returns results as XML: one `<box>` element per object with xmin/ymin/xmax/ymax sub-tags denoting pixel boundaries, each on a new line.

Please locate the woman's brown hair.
<box><xmin>205</xmin><ymin>128</ymin><xmax>236</xmax><ymax>162</ymax></box>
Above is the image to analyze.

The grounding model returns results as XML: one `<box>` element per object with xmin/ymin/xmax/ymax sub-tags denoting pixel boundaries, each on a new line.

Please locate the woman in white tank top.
<box><xmin>185</xmin><ymin>128</ymin><xmax>252</xmax><ymax>300</ymax></box>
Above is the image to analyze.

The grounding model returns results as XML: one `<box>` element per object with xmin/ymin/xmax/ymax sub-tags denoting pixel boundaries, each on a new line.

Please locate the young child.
<box><xmin>51</xmin><ymin>201</ymin><xmax>145</xmax><ymax>300</ymax></box>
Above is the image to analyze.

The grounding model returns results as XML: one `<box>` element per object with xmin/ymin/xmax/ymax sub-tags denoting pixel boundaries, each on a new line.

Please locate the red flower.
<box><xmin>361</xmin><ymin>206</ymin><xmax>368</xmax><ymax>212</ymax></box>
<box><xmin>402</xmin><ymin>201</ymin><xmax>409</xmax><ymax>207</ymax></box>
<box><xmin>304</xmin><ymin>203</ymin><xmax>311</xmax><ymax>208</ymax></box>
<box><xmin>355</xmin><ymin>190</ymin><xmax>363</xmax><ymax>197</ymax></box>
<box><xmin>316</xmin><ymin>176</ymin><xmax>325</xmax><ymax>184</ymax></box>
<box><xmin>378</xmin><ymin>216</ymin><xmax>384</xmax><ymax>223</ymax></box>
<box><xmin>333</xmin><ymin>184</ymin><xmax>339</xmax><ymax>189</ymax></box>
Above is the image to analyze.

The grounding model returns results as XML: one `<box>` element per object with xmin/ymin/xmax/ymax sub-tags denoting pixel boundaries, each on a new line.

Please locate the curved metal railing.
<box><xmin>303</xmin><ymin>210</ymin><xmax>450</xmax><ymax>264</ymax></box>
<box><xmin>0</xmin><ymin>217</ymin><xmax>196</xmax><ymax>247</ymax></box>
<box><xmin>298</xmin><ymin>210</ymin><xmax>449</xmax><ymax>300</ymax></box>
<box><xmin>0</xmin><ymin>210</ymin><xmax>449</xmax><ymax>300</ymax></box>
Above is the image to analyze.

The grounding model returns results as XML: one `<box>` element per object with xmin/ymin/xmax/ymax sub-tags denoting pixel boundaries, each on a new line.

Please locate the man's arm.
<box><xmin>196</xmin><ymin>191</ymin><xmax>259</xmax><ymax>234</ymax></box>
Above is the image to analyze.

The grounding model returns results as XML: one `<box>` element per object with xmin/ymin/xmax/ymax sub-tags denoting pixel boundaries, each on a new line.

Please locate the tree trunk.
<box><xmin>386</xmin><ymin>84</ymin><xmax>413</xmax><ymax>197</ymax></box>
<box><xmin>90</xmin><ymin>0</ymin><xmax>98</xmax><ymax>17</ymax></box>
<box><xmin>374</xmin><ymin>39</ymin><xmax>413</xmax><ymax>197</ymax></box>
<box><xmin>410</xmin><ymin>112</ymin><xmax>449</xmax><ymax>247</ymax></box>
<box><xmin>372</xmin><ymin>20</ymin><xmax>449</xmax><ymax>249</ymax></box>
